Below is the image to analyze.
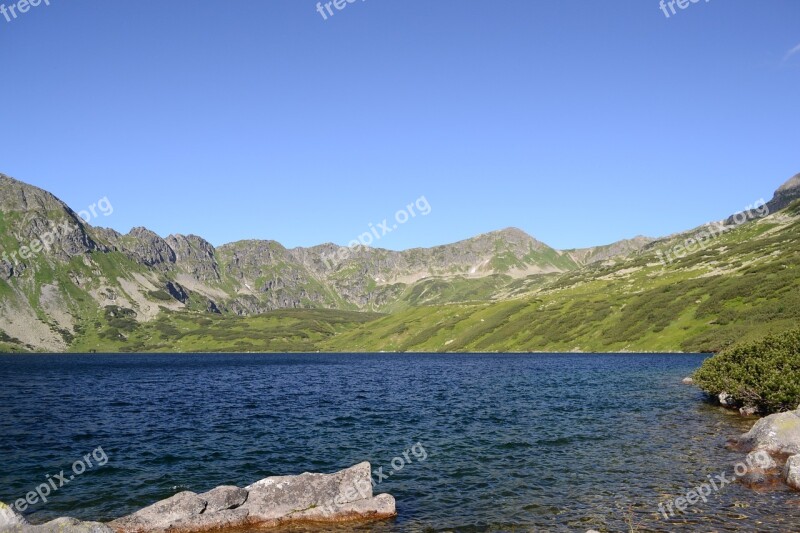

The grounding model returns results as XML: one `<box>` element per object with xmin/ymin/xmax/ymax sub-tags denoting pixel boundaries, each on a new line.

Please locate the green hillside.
<box><xmin>323</xmin><ymin>202</ymin><xmax>800</xmax><ymax>353</ymax></box>
<box><xmin>1</xmin><ymin>174</ymin><xmax>799</xmax><ymax>354</ymax></box>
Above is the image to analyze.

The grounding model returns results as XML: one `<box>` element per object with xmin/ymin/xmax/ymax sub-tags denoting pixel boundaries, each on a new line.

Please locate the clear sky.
<box><xmin>1</xmin><ymin>0</ymin><xmax>798</xmax><ymax>250</ymax></box>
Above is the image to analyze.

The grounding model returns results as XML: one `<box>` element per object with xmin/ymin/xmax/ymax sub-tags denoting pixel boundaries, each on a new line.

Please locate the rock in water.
<box><xmin>110</xmin><ymin>462</ymin><xmax>396</xmax><ymax>533</ymax></box>
<box><xmin>718</xmin><ymin>392</ymin><xmax>734</xmax><ymax>407</ymax></box>
<box><xmin>682</xmin><ymin>377</ymin><xmax>694</xmax><ymax>385</ymax></box>
<box><xmin>20</xmin><ymin>518</ymin><xmax>114</xmax><ymax>532</ymax></box>
<box><xmin>785</xmin><ymin>455</ymin><xmax>800</xmax><ymax>490</ymax></box>
<box><xmin>738</xmin><ymin>410</ymin><xmax>800</xmax><ymax>455</ymax></box>
<box><xmin>0</xmin><ymin>503</ymin><xmax>113</xmax><ymax>533</ymax></box>
<box><xmin>740</xmin><ymin>406</ymin><xmax>759</xmax><ymax>417</ymax></box>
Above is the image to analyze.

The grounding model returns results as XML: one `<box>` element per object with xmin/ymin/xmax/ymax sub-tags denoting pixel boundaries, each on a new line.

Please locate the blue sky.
<box><xmin>1</xmin><ymin>0</ymin><xmax>798</xmax><ymax>250</ymax></box>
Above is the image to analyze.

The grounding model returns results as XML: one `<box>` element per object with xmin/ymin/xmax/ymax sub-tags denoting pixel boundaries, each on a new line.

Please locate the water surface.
<box><xmin>1</xmin><ymin>353</ymin><xmax>796</xmax><ymax>532</ymax></box>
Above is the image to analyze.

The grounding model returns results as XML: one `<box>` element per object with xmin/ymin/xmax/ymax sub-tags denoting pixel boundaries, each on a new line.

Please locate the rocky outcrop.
<box><xmin>109</xmin><ymin>462</ymin><xmax>395</xmax><ymax>533</ymax></box>
<box><xmin>166</xmin><ymin>234</ymin><xmax>220</xmax><ymax>282</ymax></box>
<box><xmin>765</xmin><ymin>173</ymin><xmax>800</xmax><ymax>214</ymax></box>
<box><xmin>119</xmin><ymin>228</ymin><xmax>176</xmax><ymax>269</ymax></box>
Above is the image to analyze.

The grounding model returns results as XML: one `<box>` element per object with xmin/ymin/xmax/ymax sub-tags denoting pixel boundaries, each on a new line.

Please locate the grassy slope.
<box><xmin>69</xmin><ymin>308</ymin><xmax>385</xmax><ymax>353</ymax></box>
<box><xmin>322</xmin><ymin>207</ymin><xmax>800</xmax><ymax>353</ymax></box>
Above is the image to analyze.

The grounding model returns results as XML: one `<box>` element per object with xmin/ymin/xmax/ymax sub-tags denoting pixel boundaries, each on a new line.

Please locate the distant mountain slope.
<box><xmin>324</xmin><ymin>195</ymin><xmax>800</xmax><ymax>354</ymax></box>
<box><xmin>0</xmin><ymin>171</ymin><xmax>797</xmax><ymax>352</ymax></box>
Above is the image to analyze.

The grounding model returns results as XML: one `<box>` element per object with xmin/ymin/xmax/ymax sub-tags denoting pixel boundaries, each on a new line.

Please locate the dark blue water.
<box><xmin>1</xmin><ymin>353</ymin><xmax>797</xmax><ymax>532</ymax></box>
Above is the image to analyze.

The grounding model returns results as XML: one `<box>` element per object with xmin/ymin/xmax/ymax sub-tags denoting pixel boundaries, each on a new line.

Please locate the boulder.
<box><xmin>110</xmin><ymin>462</ymin><xmax>395</xmax><ymax>533</ymax></box>
<box><xmin>241</xmin><ymin>462</ymin><xmax>395</xmax><ymax>527</ymax></box>
<box><xmin>738</xmin><ymin>410</ymin><xmax>800</xmax><ymax>455</ymax></box>
<box><xmin>740</xmin><ymin>406</ymin><xmax>759</xmax><ymax>417</ymax></box>
<box><xmin>719</xmin><ymin>392</ymin><xmax>735</xmax><ymax>407</ymax></box>
<box><xmin>682</xmin><ymin>377</ymin><xmax>694</xmax><ymax>385</ymax></box>
<box><xmin>785</xmin><ymin>455</ymin><xmax>800</xmax><ymax>490</ymax></box>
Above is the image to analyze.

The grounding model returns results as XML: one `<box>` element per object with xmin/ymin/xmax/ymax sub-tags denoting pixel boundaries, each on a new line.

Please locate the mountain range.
<box><xmin>1</xmin><ymin>172</ymin><xmax>798</xmax><ymax>353</ymax></box>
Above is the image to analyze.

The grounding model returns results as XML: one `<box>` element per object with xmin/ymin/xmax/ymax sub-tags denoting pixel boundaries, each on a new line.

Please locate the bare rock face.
<box><xmin>766</xmin><ymin>173</ymin><xmax>800</xmax><ymax>213</ymax></box>
<box><xmin>738</xmin><ymin>410</ymin><xmax>800</xmax><ymax>455</ymax></box>
<box><xmin>109</xmin><ymin>462</ymin><xmax>395</xmax><ymax>533</ymax></box>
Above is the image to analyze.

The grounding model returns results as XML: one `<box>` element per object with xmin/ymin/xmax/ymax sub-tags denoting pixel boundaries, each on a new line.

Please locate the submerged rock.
<box><xmin>747</xmin><ymin>450</ymin><xmax>778</xmax><ymax>471</ymax></box>
<box><xmin>110</xmin><ymin>462</ymin><xmax>395</xmax><ymax>533</ymax></box>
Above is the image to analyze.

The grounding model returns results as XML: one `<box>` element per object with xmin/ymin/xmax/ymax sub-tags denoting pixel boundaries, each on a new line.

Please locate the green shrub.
<box><xmin>149</xmin><ymin>289</ymin><xmax>173</xmax><ymax>301</ymax></box>
<box><xmin>694</xmin><ymin>327</ymin><xmax>800</xmax><ymax>413</ymax></box>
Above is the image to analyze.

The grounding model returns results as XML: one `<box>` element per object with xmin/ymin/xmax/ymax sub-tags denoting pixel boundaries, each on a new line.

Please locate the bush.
<box><xmin>694</xmin><ymin>327</ymin><xmax>800</xmax><ymax>413</ymax></box>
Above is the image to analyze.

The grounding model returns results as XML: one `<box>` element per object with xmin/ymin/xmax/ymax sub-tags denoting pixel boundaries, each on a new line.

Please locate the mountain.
<box><xmin>765</xmin><ymin>172</ymin><xmax>800</xmax><ymax>213</ymax></box>
<box><xmin>0</xmin><ymin>172</ymin><xmax>798</xmax><ymax>353</ymax></box>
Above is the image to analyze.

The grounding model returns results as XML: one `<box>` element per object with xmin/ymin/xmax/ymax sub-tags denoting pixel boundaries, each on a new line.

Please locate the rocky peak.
<box><xmin>0</xmin><ymin>174</ymin><xmax>98</xmax><ymax>264</ymax></box>
<box><xmin>166</xmin><ymin>234</ymin><xmax>220</xmax><ymax>281</ymax></box>
<box><xmin>120</xmin><ymin>227</ymin><xmax>176</xmax><ymax>268</ymax></box>
<box><xmin>768</xmin><ymin>173</ymin><xmax>800</xmax><ymax>212</ymax></box>
<box><xmin>776</xmin><ymin>173</ymin><xmax>800</xmax><ymax>193</ymax></box>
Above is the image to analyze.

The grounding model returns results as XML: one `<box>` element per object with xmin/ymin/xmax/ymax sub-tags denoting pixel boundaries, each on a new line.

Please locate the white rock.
<box><xmin>785</xmin><ymin>455</ymin><xmax>800</xmax><ymax>490</ymax></box>
<box><xmin>739</xmin><ymin>411</ymin><xmax>800</xmax><ymax>455</ymax></box>
<box><xmin>0</xmin><ymin>502</ymin><xmax>27</xmax><ymax>528</ymax></box>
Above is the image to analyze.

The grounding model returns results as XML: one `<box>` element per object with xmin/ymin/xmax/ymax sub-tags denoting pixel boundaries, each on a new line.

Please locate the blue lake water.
<box><xmin>1</xmin><ymin>353</ymin><xmax>798</xmax><ymax>532</ymax></box>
